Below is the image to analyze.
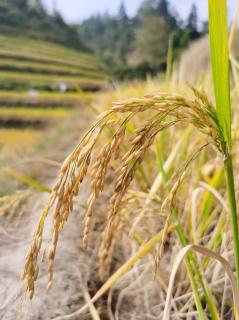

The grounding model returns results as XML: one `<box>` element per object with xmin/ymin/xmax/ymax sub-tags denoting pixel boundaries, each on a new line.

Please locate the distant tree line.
<box><xmin>79</xmin><ymin>0</ymin><xmax>206</xmax><ymax>78</ymax></box>
<box><xmin>0</xmin><ymin>0</ymin><xmax>86</xmax><ymax>51</ymax></box>
<box><xmin>0</xmin><ymin>0</ymin><xmax>206</xmax><ymax>79</ymax></box>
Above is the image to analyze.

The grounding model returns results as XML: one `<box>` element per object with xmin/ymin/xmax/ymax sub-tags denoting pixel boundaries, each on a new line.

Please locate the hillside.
<box><xmin>0</xmin><ymin>34</ymin><xmax>106</xmax><ymax>92</ymax></box>
<box><xmin>79</xmin><ymin>0</ymin><xmax>203</xmax><ymax>78</ymax></box>
<box><xmin>0</xmin><ymin>33</ymin><xmax>107</xmax><ymax>156</ymax></box>
<box><xmin>173</xmin><ymin>32</ymin><xmax>239</xmax><ymax>83</ymax></box>
<box><xmin>0</xmin><ymin>0</ymin><xmax>86</xmax><ymax>50</ymax></box>
<box><xmin>0</xmin><ymin>0</ymin><xmax>109</xmax><ymax>174</ymax></box>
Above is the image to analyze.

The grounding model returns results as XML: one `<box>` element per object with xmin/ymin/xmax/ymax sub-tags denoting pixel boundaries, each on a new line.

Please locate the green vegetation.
<box><xmin>0</xmin><ymin>0</ymin><xmax>86</xmax><ymax>50</ymax></box>
<box><xmin>0</xmin><ymin>31</ymin><xmax>106</xmax><ymax>128</ymax></box>
<box><xmin>79</xmin><ymin>0</ymin><xmax>203</xmax><ymax>78</ymax></box>
<box><xmin>0</xmin><ymin>91</ymin><xmax>91</xmax><ymax>107</ymax></box>
<box><xmin>0</xmin><ymin>26</ymin><xmax>106</xmax><ymax>153</ymax></box>
<box><xmin>0</xmin><ymin>107</ymin><xmax>69</xmax><ymax>120</ymax></box>
<box><xmin>208</xmin><ymin>0</ymin><xmax>239</xmax><ymax>286</ymax></box>
<box><xmin>0</xmin><ymin>33</ymin><xmax>106</xmax><ymax>92</ymax></box>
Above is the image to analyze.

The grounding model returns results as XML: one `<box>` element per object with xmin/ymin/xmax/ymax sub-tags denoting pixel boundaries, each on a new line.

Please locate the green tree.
<box><xmin>136</xmin><ymin>0</ymin><xmax>156</xmax><ymax>23</ymax></box>
<box><xmin>0</xmin><ymin>0</ymin><xmax>85</xmax><ymax>50</ymax></box>
<box><xmin>157</xmin><ymin>0</ymin><xmax>169</xmax><ymax>17</ymax></box>
<box><xmin>187</xmin><ymin>3</ymin><xmax>198</xmax><ymax>31</ymax></box>
<box><xmin>186</xmin><ymin>3</ymin><xmax>200</xmax><ymax>40</ymax></box>
<box><xmin>79</xmin><ymin>0</ymin><xmax>203</xmax><ymax>78</ymax></box>
<box><xmin>156</xmin><ymin>0</ymin><xmax>177</xmax><ymax>28</ymax></box>
<box><xmin>136</xmin><ymin>16</ymin><xmax>170</xmax><ymax>69</ymax></box>
<box><xmin>118</xmin><ymin>1</ymin><xmax>128</xmax><ymax>22</ymax></box>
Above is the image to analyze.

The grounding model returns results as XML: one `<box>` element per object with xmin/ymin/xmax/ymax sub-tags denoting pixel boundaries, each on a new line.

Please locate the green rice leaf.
<box><xmin>4</xmin><ymin>167</ymin><xmax>51</xmax><ymax>193</ymax></box>
<box><xmin>208</xmin><ymin>0</ymin><xmax>231</xmax><ymax>148</ymax></box>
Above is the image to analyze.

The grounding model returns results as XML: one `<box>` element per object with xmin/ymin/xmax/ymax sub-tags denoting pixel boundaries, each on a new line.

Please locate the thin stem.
<box><xmin>172</xmin><ymin>209</ymin><xmax>219</xmax><ymax>320</ymax></box>
<box><xmin>208</xmin><ymin>0</ymin><xmax>239</xmax><ymax>290</ymax></box>
<box><xmin>224</xmin><ymin>155</ymin><xmax>239</xmax><ymax>286</ymax></box>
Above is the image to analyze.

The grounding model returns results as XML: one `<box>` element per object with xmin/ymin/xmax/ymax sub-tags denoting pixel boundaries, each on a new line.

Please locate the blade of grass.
<box><xmin>208</xmin><ymin>0</ymin><xmax>231</xmax><ymax>146</ymax></box>
<box><xmin>208</xmin><ymin>0</ymin><xmax>239</xmax><ymax>286</ymax></box>
<box><xmin>172</xmin><ymin>209</ymin><xmax>220</xmax><ymax>320</ymax></box>
<box><xmin>200</xmin><ymin>167</ymin><xmax>224</xmax><ymax>222</ymax></box>
<box><xmin>51</xmin><ymin>226</ymin><xmax>174</xmax><ymax>320</ymax></box>
<box><xmin>3</xmin><ymin>167</ymin><xmax>51</xmax><ymax>193</ymax></box>
<box><xmin>166</xmin><ymin>33</ymin><xmax>174</xmax><ymax>83</ymax></box>
<box><xmin>130</xmin><ymin>129</ymin><xmax>191</xmax><ymax>236</ymax></box>
<box><xmin>163</xmin><ymin>244</ymin><xmax>239</xmax><ymax>320</ymax></box>
<box><xmin>82</xmin><ymin>285</ymin><xmax>101</xmax><ymax>320</ymax></box>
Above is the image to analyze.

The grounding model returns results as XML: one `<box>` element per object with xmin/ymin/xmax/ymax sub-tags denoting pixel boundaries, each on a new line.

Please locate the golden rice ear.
<box><xmin>83</xmin><ymin>123</ymin><xmax>127</xmax><ymax>250</ymax></box>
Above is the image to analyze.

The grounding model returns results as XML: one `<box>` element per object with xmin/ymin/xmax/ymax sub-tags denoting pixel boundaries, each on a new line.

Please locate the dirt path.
<box><xmin>0</xmin><ymin>191</ymin><xmax>99</xmax><ymax>320</ymax></box>
<box><xmin>0</xmin><ymin>108</ymin><xmax>102</xmax><ymax>320</ymax></box>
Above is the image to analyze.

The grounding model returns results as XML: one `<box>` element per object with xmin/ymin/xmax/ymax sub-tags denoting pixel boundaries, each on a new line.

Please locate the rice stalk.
<box><xmin>21</xmin><ymin>87</ymin><xmax>227</xmax><ymax>319</ymax></box>
<box><xmin>51</xmin><ymin>226</ymin><xmax>174</xmax><ymax>320</ymax></box>
<box><xmin>166</xmin><ymin>33</ymin><xmax>174</xmax><ymax>83</ymax></box>
<box><xmin>168</xmin><ymin>154</ymin><xmax>219</xmax><ymax>320</ymax></box>
<box><xmin>162</xmin><ymin>244</ymin><xmax>239</xmax><ymax>320</ymax></box>
<box><xmin>208</xmin><ymin>0</ymin><xmax>239</xmax><ymax>285</ymax></box>
<box><xmin>129</xmin><ymin>128</ymin><xmax>191</xmax><ymax>237</ymax></box>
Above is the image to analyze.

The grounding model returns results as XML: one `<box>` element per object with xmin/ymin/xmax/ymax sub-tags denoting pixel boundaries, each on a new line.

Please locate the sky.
<box><xmin>42</xmin><ymin>0</ymin><xmax>237</xmax><ymax>24</ymax></box>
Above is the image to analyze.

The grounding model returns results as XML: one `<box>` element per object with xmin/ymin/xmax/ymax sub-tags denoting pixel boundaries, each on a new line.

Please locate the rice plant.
<box><xmin>208</xmin><ymin>0</ymin><xmax>239</xmax><ymax>287</ymax></box>
<box><xmin>21</xmin><ymin>0</ymin><xmax>239</xmax><ymax>318</ymax></box>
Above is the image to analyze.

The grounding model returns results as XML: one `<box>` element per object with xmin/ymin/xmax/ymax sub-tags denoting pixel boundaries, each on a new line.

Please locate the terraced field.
<box><xmin>0</xmin><ymin>34</ymin><xmax>106</xmax><ymax>153</ymax></box>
